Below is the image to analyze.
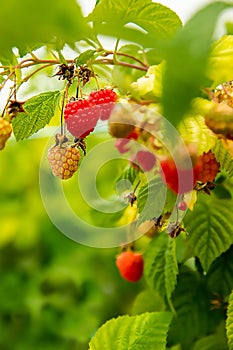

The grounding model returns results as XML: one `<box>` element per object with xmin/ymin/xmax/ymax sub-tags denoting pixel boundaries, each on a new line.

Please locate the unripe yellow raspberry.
<box><xmin>0</xmin><ymin>118</ymin><xmax>12</xmax><ymax>150</ymax></box>
<box><xmin>48</xmin><ymin>145</ymin><xmax>81</xmax><ymax>179</ymax></box>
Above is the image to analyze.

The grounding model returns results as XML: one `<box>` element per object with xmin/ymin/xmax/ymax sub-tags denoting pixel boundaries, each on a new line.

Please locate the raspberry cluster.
<box><xmin>195</xmin><ymin>150</ymin><xmax>220</xmax><ymax>183</ymax></box>
<box><xmin>0</xmin><ymin>118</ymin><xmax>12</xmax><ymax>150</ymax></box>
<box><xmin>64</xmin><ymin>89</ymin><xmax>117</xmax><ymax>138</ymax></box>
<box><xmin>116</xmin><ymin>250</ymin><xmax>144</xmax><ymax>282</ymax></box>
<box><xmin>48</xmin><ymin>144</ymin><xmax>81</xmax><ymax>180</ymax></box>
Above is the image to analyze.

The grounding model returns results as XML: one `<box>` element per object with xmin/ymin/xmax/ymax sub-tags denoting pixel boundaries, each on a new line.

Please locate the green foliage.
<box><xmin>131</xmin><ymin>289</ymin><xmax>165</xmax><ymax>315</ymax></box>
<box><xmin>168</xmin><ymin>266</ymin><xmax>222</xmax><ymax>349</ymax></box>
<box><xmin>88</xmin><ymin>312</ymin><xmax>172</xmax><ymax>350</ymax></box>
<box><xmin>12</xmin><ymin>91</ymin><xmax>61</xmax><ymax>141</ymax></box>
<box><xmin>137</xmin><ymin>176</ymin><xmax>166</xmax><ymax>226</ymax></box>
<box><xmin>144</xmin><ymin>233</ymin><xmax>178</xmax><ymax>300</ymax></box>
<box><xmin>178</xmin><ymin>114</ymin><xmax>216</xmax><ymax>154</ymax></box>
<box><xmin>0</xmin><ymin>0</ymin><xmax>91</xmax><ymax>60</ymax></box>
<box><xmin>184</xmin><ymin>194</ymin><xmax>233</xmax><ymax>272</ymax></box>
<box><xmin>213</xmin><ymin>140</ymin><xmax>233</xmax><ymax>178</ymax></box>
<box><xmin>88</xmin><ymin>0</ymin><xmax>182</xmax><ymax>48</ymax></box>
<box><xmin>208</xmin><ymin>35</ymin><xmax>233</xmax><ymax>88</ymax></box>
<box><xmin>2</xmin><ymin>1</ymin><xmax>233</xmax><ymax>349</ymax></box>
<box><xmin>76</xmin><ymin>50</ymin><xmax>97</xmax><ymax>66</ymax></box>
<box><xmin>192</xmin><ymin>333</ymin><xmax>228</xmax><ymax>350</ymax></box>
<box><xmin>162</xmin><ymin>1</ymin><xmax>231</xmax><ymax>126</ymax></box>
<box><xmin>227</xmin><ymin>291</ymin><xmax>233</xmax><ymax>350</ymax></box>
<box><xmin>206</xmin><ymin>245</ymin><xmax>233</xmax><ymax>299</ymax></box>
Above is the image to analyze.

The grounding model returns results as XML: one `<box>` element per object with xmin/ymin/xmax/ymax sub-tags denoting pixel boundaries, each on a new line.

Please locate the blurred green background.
<box><xmin>0</xmin><ymin>136</ymin><xmax>144</xmax><ymax>350</ymax></box>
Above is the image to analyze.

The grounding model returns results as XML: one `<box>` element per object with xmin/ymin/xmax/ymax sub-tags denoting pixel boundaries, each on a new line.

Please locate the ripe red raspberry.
<box><xmin>196</xmin><ymin>150</ymin><xmax>220</xmax><ymax>183</ymax></box>
<box><xmin>116</xmin><ymin>251</ymin><xmax>144</xmax><ymax>282</ymax></box>
<box><xmin>135</xmin><ymin>150</ymin><xmax>156</xmax><ymax>171</ymax></box>
<box><xmin>48</xmin><ymin>144</ymin><xmax>81</xmax><ymax>179</ymax></box>
<box><xmin>0</xmin><ymin>118</ymin><xmax>12</xmax><ymax>150</ymax></box>
<box><xmin>64</xmin><ymin>99</ymin><xmax>99</xmax><ymax>138</ymax></box>
<box><xmin>89</xmin><ymin>89</ymin><xmax>117</xmax><ymax>120</ymax></box>
<box><xmin>160</xmin><ymin>158</ymin><xmax>200</xmax><ymax>194</ymax></box>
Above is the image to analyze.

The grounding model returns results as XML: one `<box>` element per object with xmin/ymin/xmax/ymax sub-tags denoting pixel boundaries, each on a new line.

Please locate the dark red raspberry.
<box><xmin>89</xmin><ymin>89</ymin><xmax>117</xmax><ymax>120</ymax></box>
<box><xmin>64</xmin><ymin>99</ymin><xmax>99</xmax><ymax>138</ymax></box>
<box><xmin>196</xmin><ymin>150</ymin><xmax>220</xmax><ymax>183</ymax></box>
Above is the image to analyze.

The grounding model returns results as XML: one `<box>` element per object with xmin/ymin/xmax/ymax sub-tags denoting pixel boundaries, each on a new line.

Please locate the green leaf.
<box><xmin>144</xmin><ymin>233</ymin><xmax>178</xmax><ymax>300</ymax></box>
<box><xmin>167</xmin><ymin>266</ymin><xmax>221</xmax><ymax>349</ymax></box>
<box><xmin>227</xmin><ymin>291</ymin><xmax>233</xmax><ymax>350</ymax></box>
<box><xmin>208</xmin><ymin>35</ymin><xmax>233</xmax><ymax>87</ymax></box>
<box><xmin>137</xmin><ymin>176</ymin><xmax>167</xmax><ymax>226</ymax></box>
<box><xmin>88</xmin><ymin>312</ymin><xmax>173</xmax><ymax>350</ymax></box>
<box><xmin>131</xmin><ymin>289</ymin><xmax>165</xmax><ymax>315</ymax></box>
<box><xmin>184</xmin><ymin>195</ymin><xmax>233</xmax><ymax>272</ymax></box>
<box><xmin>206</xmin><ymin>245</ymin><xmax>233</xmax><ymax>299</ymax></box>
<box><xmin>12</xmin><ymin>91</ymin><xmax>61</xmax><ymax>141</ymax></box>
<box><xmin>212</xmin><ymin>140</ymin><xmax>233</xmax><ymax>178</ymax></box>
<box><xmin>162</xmin><ymin>2</ymin><xmax>231</xmax><ymax>126</ymax></box>
<box><xmin>192</xmin><ymin>334</ymin><xmax>228</xmax><ymax>350</ymax></box>
<box><xmin>117</xmin><ymin>166</ymin><xmax>139</xmax><ymax>186</ymax></box>
<box><xmin>76</xmin><ymin>50</ymin><xmax>96</xmax><ymax>66</ymax></box>
<box><xmin>178</xmin><ymin>115</ymin><xmax>217</xmax><ymax>154</ymax></box>
<box><xmin>0</xmin><ymin>0</ymin><xmax>91</xmax><ymax>57</ymax></box>
<box><xmin>88</xmin><ymin>0</ymin><xmax>182</xmax><ymax>48</ymax></box>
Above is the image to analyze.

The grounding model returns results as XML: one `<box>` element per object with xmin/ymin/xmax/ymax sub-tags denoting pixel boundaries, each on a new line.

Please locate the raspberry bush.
<box><xmin>2</xmin><ymin>1</ymin><xmax>233</xmax><ymax>349</ymax></box>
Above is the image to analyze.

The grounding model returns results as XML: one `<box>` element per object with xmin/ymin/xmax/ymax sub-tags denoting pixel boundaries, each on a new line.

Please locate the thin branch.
<box><xmin>94</xmin><ymin>58</ymin><xmax>148</xmax><ymax>71</ymax></box>
<box><xmin>103</xmin><ymin>50</ymin><xmax>149</xmax><ymax>68</ymax></box>
<box><xmin>21</xmin><ymin>63</ymin><xmax>55</xmax><ymax>83</ymax></box>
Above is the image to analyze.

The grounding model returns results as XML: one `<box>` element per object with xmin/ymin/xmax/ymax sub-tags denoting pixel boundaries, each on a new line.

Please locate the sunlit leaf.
<box><xmin>89</xmin><ymin>312</ymin><xmax>172</xmax><ymax>350</ymax></box>
<box><xmin>208</xmin><ymin>35</ymin><xmax>233</xmax><ymax>87</ymax></box>
<box><xmin>88</xmin><ymin>0</ymin><xmax>182</xmax><ymax>48</ymax></box>
<box><xmin>212</xmin><ymin>140</ymin><xmax>233</xmax><ymax>178</ymax></box>
<box><xmin>12</xmin><ymin>91</ymin><xmax>61</xmax><ymax>140</ymax></box>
